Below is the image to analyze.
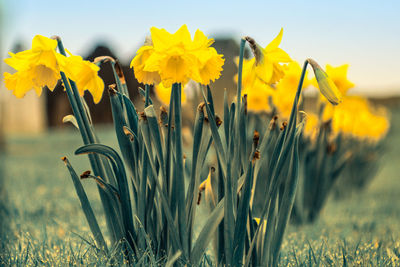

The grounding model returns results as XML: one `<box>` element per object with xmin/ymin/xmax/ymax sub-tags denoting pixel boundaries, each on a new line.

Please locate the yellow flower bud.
<box><xmin>307</xmin><ymin>58</ymin><xmax>343</xmax><ymax>105</ymax></box>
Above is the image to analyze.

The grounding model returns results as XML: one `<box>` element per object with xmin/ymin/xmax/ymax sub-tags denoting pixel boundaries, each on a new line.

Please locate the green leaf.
<box><xmin>233</xmin><ymin>160</ymin><xmax>254</xmax><ymax>264</ymax></box>
<box><xmin>75</xmin><ymin>144</ymin><xmax>136</xmax><ymax>249</ymax></box>
<box><xmin>223</xmin><ymin>89</ymin><xmax>230</xmax><ymax>146</ymax></box>
<box><xmin>139</xmin><ymin>115</ymin><xmax>184</xmax><ymax>255</ymax></box>
<box><xmin>109</xmin><ymin>89</ymin><xmax>137</xmax><ymax>179</ymax></box>
<box><xmin>190</xmin><ymin>199</ymin><xmax>224</xmax><ymax>264</ymax></box>
<box><xmin>62</xmin><ymin>157</ymin><xmax>108</xmax><ymax>253</ymax></box>
<box><xmin>165</xmin><ymin>250</ymin><xmax>182</xmax><ymax>267</ymax></box>
<box><xmin>185</xmin><ymin>103</ymin><xmax>205</xmax><ymax>250</ymax></box>
<box><xmin>122</xmin><ymin>95</ymin><xmax>139</xmax><ymax>135</ymax></box>
<box><xmin>272</xmin><ymin>125</ymin><xmax>303</xmax><ymax>266</ymax></box>
<box><xmin>201</xmin><ymin>87</ymin><xmax>227</xmax><ymax>178</ymax></box>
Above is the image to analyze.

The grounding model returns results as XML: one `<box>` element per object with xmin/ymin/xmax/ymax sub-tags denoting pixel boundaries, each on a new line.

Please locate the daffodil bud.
<box><xmin>307</xmin><ymin>58</ymin><xmax>343</xmax><ymax>105</ymax></box>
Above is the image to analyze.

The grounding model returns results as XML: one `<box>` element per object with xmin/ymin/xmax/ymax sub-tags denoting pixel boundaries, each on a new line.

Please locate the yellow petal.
<box><xmin>325</xmin><ymin>64</ymin><xmax>355</xmax><ymax>95</ymax></box>
<box><xmin>88</xmin><ymin>76</ymin><xmax>105</xmax><ymax>104</ymax></box>
<box><xmin>265</xmin><ymin>28</ymin><xmax>283</xmax><ymax>52</ymax></box>
<box><xmin>150</xmin><ymin>27</ymin><xmax>172</xmax><ymax>51</ymax></box>
<box><xmin>266</xmin><ymin>48</ymin><xmax>292</xmax><ymax>62</ymax></box>
<box><xmin>31</xmin><ymin>35</ymin><xmax>57</xmax><ymax>51</ymax></box>
<box><xmin>172</xmin><ymin>24</ymin><xmax>192</xmax><ymax>45</ymax></box>
<box><xmin>192</xmin><ymin>29</ymin><xmax>214</xmax><ymax>49</ymax></box>
<box><xmin>255</xmin><ymin>60</ymin><xmax>274</xmax><ymax>84</ymax></box>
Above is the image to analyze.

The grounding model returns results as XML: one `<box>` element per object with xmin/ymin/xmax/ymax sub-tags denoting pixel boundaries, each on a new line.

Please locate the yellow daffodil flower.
<box><xmin>235</xmin><ymin>29</ymin><xmax>292</xmax><ymax>112</ymax></box>
<box><xmin>131</xmin><ymin>25</ymin><xmax>224</xmax><ymax>87</ymax></box>
<box><xmin>325</xmin><ymin>64</ymin><xmax>355</xmax><ymax>95</ymax></box>
<box><xmin>324</xmin><ymin>96</ymin><xmax>389</xmax><ymax>141</ymax></box>
<box><xmin>242</xmin><ymin>79</ymin><xmax>275</xmax><ymax>112</ymax></box>
<box><xmin>62</xmin><ymin>54</ymin><xmax>105</xmax><ymax>104</ymax></box>
<box><xmin>237</xmin><ymin>56</ymin><xmax>257</xmax><ymax>90</ymax></box>
<box><xmin>143</xmin><ymin>25</ymin><xmax>196</xmax><ymax>87</ymax></box>
<box><xmin>130</xmin><ymin>38</ymin><xmax>161</xmax><ymax>85</ymax></box>
<box><xmin>3</xmin><ymin>35</ymin><xmax>66</xmax><ymax>98</ymax></box>
<box><xmin>243</xmin><ymin>29</ymin><xmax>292</xmax><ymax>86</ymax></box>
<box><xmin>189</xmin><ymin>30</ymin><xmax>224</xmax><ymax>85</ymax></box>
<box><xmin>193</xmin><ymin>48</ymin><xmax>224</xmax><ymax>85</ymax></box>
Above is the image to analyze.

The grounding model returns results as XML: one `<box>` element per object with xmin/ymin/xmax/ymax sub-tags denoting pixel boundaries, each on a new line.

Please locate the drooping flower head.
<box><xmin>3</xmin><ymin>35</ymin><xmax>105</xmax><ymax>103</ymax></box>
<box><xmin>3</xmin><ymin>35</ymin><xmax>66</xmax><ymax>97</ymax></box>
<box><xmin>243</xmin><ymin>29</ymin><xmax>292</xmax><ymax>86</ymax></box>
<box><xmin>62</xmin><ymin>54</ymin><xmax>105</xmax><ymax>104</ymax></box>
<box><xmin>131</xmin><ymin>25</ymin><xmax>224</xmax><ymax>87</ymax></box>
<box><xmin>234</xmin><ymin>29</ymin><xmax>292</xmax><ymax>112</ymax></box>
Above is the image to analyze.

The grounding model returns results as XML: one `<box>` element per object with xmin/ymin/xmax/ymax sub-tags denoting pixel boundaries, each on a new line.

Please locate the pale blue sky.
<box><xmin>2</xmin><ymin>0</ymin><xmax>400</xmax><ymax>95</ymax></box>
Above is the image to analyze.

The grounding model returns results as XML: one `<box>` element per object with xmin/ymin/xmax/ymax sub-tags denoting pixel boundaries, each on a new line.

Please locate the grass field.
<box><xmin>1</xmin><ymin>107</ymin><xmax>399</xmax><ymax>266</ymax></box>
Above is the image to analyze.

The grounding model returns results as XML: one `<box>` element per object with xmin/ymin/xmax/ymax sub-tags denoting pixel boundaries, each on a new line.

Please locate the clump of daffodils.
<box><xmin>319</xmin><ymin>65</ymin><xmax>389</xmax><ymax>142</ymax></box>
<box><xmin>323</xmin><ymin>96</ymin><xmax>389</xmax><ymax>142</ymax></box>
<box><xmin>2</xmin><ymin>25</ymin><xmax>390</xmax><ymax>265</ymax></box>
<box><xmin>130</xmin><ymin>25</ymin><xmax>224</xmax><ymax>87</ymax></box>
<box><xmin>232</xmin><ymin>31</ymin><xmax>389</xmax><ymax>224</ymax></box>
<box><xmin>237</xmin><ymin>29</ymin><xmax>342</xmax><ymax>116</ymax></box>
<box><xmin>4</xmin><ymin>35</ymin><xmax>104</xmax><ymax>103</ymax></box>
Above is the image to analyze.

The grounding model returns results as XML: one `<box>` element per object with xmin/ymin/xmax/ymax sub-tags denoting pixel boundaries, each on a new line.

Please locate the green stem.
<box><xmin>172</xmin><ymin>83</ymin><xmax>189</xmax><ymax>260</ymax></box>
<box><xmin>145</xmin><ymin>84</ymin><xmax>150</xmax><ymax>107</ymax></box>
<box><xmin>57</xmin><ymin>38</ymin><xmax>120</xmax><ymax>249</ymax></box>
<box><xmin>244</xmin><ymin>60</ymin><xmax>309</xmax><ymax>266</ymax></box>
<box><xmin>286</xmin><ymin>60</ymin><xmax>309</xmax><ymax>137</ymax></box>
<box><xmin>111</xmin><ymin>61</ymin><xmax>129</xmax><ymax>96</ymax></box>
<box><xmin>56</xmin><ymin>39</ymin><xmax>95</xmax><ymax>143</ymax></box>
<box><xmin>236</xmin><ymin>38</ymin><xmax>246</xmax><ymax>108</ymax></box>
<box><xmin>59</xmin><ymin>71</ymin><xmax>89</xmax><ymax>143</ymax></box>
